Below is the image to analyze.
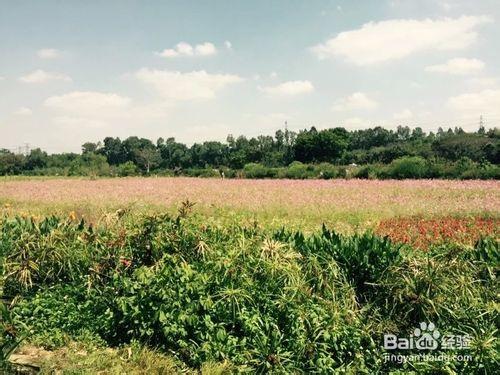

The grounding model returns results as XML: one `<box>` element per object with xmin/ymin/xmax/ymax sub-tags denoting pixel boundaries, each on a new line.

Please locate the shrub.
<box><xmin>115</xmin><ymin>161</ymin><xmax>137</xmax><ymax>177</ymax></box>
<box><xmin>242</xmin><ymin>163</ymin><xmax>275</xmax><ymax>178</ymax></box>
<box><xmin>184</xmin><ymin>168</ymin><xmax>220</xmax><ymax>177</ymax></box>
<box><xmin>283</xmin><ymin>161</ymin><xmax>313</xmax><ymax>179</ymax></box>
<box><xmin>314</xmin><ymin>162</ymin><xmax>339</xmax><ymax>179</ymax></box>
<box><xmin>353</xmin><ymin>164</ymin><xmax>382</xmax><ymax>179</ymax></box>
<box><xmin>386</xmin><ymin>156</ymin><xmax>428</xmax><ymax>179</ymax></box>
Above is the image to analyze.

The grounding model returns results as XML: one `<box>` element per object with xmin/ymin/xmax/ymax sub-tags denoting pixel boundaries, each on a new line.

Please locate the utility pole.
<box><xmin>479</xmin><ymin>115</ymin><xmax>485</xmax><ymax>134</ymax></box>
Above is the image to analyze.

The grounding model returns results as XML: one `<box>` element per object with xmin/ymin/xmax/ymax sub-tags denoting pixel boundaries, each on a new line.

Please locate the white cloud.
<box><xmin>0</xmin><ymin>76</ymin><xmax>4</xmax><ymax>81</ymax></box>
<box><xmin>44</xmin><ymin>91</ymin><xmax>131</xmax><ymax>116</ymax></box>
<box><xmin>135</xmin><ymin>68</ymin><xmax>243</xmax><ymax>100</ymax></box>
<box><xmin>37</xmin><ymin>48</ymin><xmax>61</xmax><ymax>59</ymax></box>
<box><xmin>224</xmin><ymin>40</ymin><xmax>232</xmax><ymax>49</ymax></box>
<box><xmin>260</xmin><ymin>80</ymin><xmax>314</xmax><ymax>97</ymax></box>
<box><xmin>393</xmin><ymin>109</ymin><xmax>413</xmax><ymax>120</ymax></box>
<box><xmin>13</xmin><ymin>107</ymin><xmax>33</xmax><ymax>116</ymax></box>
<box><xmin>157</xmin><ymin>42</ymin><xmax>217</xmax><ymax>57</ymax></box>
<box><xmin>311</xmin><ymin>16</ymin><xmax>491</xmax><ymax>65</ymax></box>
<box><xmin>157</xmin><ymin>42</ymin><xmax>193</xmax><ymax>57</ymax></box>
<box><xmin>447</xmin><ymin>89</ymin><xmax>500</xmax><ymax>118</ymax></box>
<box><xmin>332</xmin><ymin>92</ymin><xmax>378</xmax><ymax>111</ymax></box>
<box><xmin>270</xmin><ymin>71</ymin><xmax>278</xmax><ymax>79</ymax></box>
<box><xmin>425</xmin><ymin>58</ymin><xmax>484</xmax><ymax>75</ymax></box>
<box><xmin>44</xmin><ymin>91</ymin><xmax>171</xmax><ymax>130</ymax></box>
<box><xmin>19</xmin><ymin>69</ymin><xmax>71</xmax><ymax>83</ymax></box>
<box><xmin>195</xmin><ymin>42</ymin><xmax>217</xmax><ymax>56</ymax></box>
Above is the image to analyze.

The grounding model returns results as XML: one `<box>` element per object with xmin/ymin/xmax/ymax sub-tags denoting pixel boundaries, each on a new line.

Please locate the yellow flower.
<box><xmin>69</xmin><ymin>211</ymin><xmax>77</xmax><ymax>221</ymax></box>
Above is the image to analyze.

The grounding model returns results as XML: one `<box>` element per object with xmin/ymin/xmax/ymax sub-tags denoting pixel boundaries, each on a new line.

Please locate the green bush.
<box><xmin>314</xmin><ymin>162</ymin><xmax>340</xmax><ymax>179</ymax></box>
<box><xmin>353</xmin><ymin>164</ymin><xmax>383</xmax><ymax>179</ymax></box>
<box><xmin>184</xmin><ymin>168</ymin><xmax>220</xmax><ymax>178</ymax></box>
<box><xmin>386</xmin><ymin>156</ymin><xmax>428</xmax><ymax>179</ymax></box>
<box><xmin>115</xmin><ymin>161</ymin><xmax>138</xmax><ymax>177</ymax></box>
<box><xmin>282</xmin><ymin>161</ymin><xmax>314</xmax><ymax>179</ymax></box>
<box><xmin>242</xmin><ymin>163</ymin><xmax>276</xmax><ymax>178</ymax></box>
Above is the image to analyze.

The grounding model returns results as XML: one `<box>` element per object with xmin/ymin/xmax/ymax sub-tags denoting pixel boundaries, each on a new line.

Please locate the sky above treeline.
<box><xmin>1</xmin><ymin>0</ymin><xmax>500</xmax><ymax>153</ymax></box>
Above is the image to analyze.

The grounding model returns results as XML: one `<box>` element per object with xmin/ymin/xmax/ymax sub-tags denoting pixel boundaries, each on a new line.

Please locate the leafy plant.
<box><xmin>1</xmin><ymin>301</ymin><xmax>24</xmax><ymax>370</ymax></box>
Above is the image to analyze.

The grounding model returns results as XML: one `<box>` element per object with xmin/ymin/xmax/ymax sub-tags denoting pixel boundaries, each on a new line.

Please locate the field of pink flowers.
<box><xmin>1</xmin><ymin>177</ymin><xmax>498</xmax><ymax>232</ymax></box>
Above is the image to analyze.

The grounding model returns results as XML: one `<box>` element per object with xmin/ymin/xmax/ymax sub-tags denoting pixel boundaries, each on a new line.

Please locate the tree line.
<box><xmin>1</xmin><ymin>125</ymin><xmax>499</xmax><ymax>179</ymax></box>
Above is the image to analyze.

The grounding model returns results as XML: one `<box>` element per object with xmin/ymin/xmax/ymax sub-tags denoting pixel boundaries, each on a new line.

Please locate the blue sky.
<box><xmin>1</xmin><ymin>0</ymin><xmax>500</xmax><ymax>152</ymax></box>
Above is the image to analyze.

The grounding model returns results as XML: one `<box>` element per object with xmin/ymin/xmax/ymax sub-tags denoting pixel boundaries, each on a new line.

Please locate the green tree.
<box><xmin>135</xmin><ymin>148</ymin><xmax>161</xmax><ymax>173</ymax></box>
<box><xmin>25</xmin><ymin>148</ymin><xmax>48</xmax><ymax>170</ymax></box>
<box><xmin>0</xmin><ymin>150</ymin><xmax>25</xmax><ymax>175</ymax></box>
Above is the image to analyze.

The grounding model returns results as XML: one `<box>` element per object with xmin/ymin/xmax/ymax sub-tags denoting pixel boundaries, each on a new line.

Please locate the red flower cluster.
<box><xmin>376</xmin><ymin>216</ymin><xmax>499</xmax><ymax>250</ymax></box>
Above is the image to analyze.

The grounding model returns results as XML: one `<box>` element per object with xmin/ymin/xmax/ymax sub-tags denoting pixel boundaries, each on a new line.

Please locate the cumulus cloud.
<box><xmin>332</xmin><ymin>92</ymin><xmax>378</xmax><ymax>111</ymax></box>
<box><xmin>44</xmin><ymin>91</ymin><xmax>131</xmax><ymax>116</ymax></box>
<box><xmin>44</xmin><ymin>91</ymin><xmax>171</xmax><ymax>130</ymax></box>
<box><xmin>135</xmin><ymin>68</ymin><xmax>243</xmax><ymax>100</ymax></box>
<box><xmin>393</xmin><ymin>109</ymin><xmax>413</xmax><ymax>120</ymax></box>
<box><xmin>447</xmin><ymin>89</ymin><xmax>500</xmax><ymax>118</ymax></box>
<box><xmin>19</xmin><ymin>69</ymin><xmax>71</xmax><ymax>83</ymax></box>
<box><xmin>260</xmin><ymin>80</ymin><xmax>314</xmax><ymax>97</ymax></box>
<box><xmin>425</xmin><ymin>58</ymin><xmax>484</xmax><ymax>75</ymax></box>
<box><xmin>194</xmin><ymin>42</ymin><xmax>217</xmax><ymax>56</ymax></box>
<box><xmin>224</xmin><ymin>40</ymin><xmax>232</xmax><ymax>49</ymax></box>
<box><xmin>37</xmin><ymin>48</ymin><xmax>61</xmax><ymax>59</ymax></box>
<box><xmin>157</xmin><ymin>42</ymin><xmax>217</xmax><ymax>57</ymax></box>
<box><xmin>13</xmin><ymin>107</ymin><xmax>33</xmax><ymax>116</ymax></box>
<box><xmin>311</xmin><ymin>16</ymin><xmax>491</xmax><ymax>65</ymax></box>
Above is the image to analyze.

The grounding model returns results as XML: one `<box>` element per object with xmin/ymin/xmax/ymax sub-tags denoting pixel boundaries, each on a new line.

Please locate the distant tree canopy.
<box><xmin>294</xmin><ymin>127</ymin><xmax>349</xmax><ymax>163</ymax></box>
<box><xmin>1</xmin><ymin>125</ymin><xmax>498</xmax><ymax>177</ymax></box>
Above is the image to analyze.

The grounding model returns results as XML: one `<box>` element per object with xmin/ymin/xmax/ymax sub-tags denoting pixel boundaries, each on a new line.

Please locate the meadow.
<box><xmin>1</xmin><ymin>177</ymin><xmax>498</xmax><ymax>231</ymax></box>
<box><xmin>1</xmin><ymin>177</ymin><xmax>499</xmax><ymax>373</ymax></box>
